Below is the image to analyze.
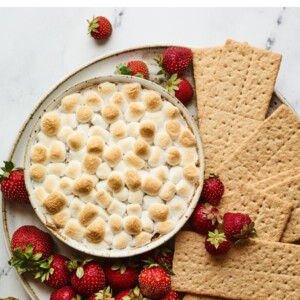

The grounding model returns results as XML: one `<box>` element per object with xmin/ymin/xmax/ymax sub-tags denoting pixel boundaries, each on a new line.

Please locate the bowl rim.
<box><xmin>23</xmin><ymin>74</ymin><xmax>205</xmax><ymax>258</ymax></box>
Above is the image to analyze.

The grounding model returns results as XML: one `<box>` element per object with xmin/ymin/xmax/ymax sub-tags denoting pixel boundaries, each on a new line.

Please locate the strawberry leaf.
<box><xmin>135</xmin><ymin>72</ymin><xmax>144</xmax><ymax>78</ymax></box>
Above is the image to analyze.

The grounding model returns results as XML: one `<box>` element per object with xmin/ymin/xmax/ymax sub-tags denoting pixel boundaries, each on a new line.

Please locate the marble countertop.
<box><xmin>0</xmin><ymin>7</ymin><xmax>299</xmax><ymax>299</ymax></box>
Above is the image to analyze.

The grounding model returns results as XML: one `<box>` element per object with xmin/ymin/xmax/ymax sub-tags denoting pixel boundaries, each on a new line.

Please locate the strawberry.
<box><xmin>162</xmin><ymin>47</ymin><xmax>192</xmax><ymax>75</ymax></box>
<box><xmin>89</xmin><ymin>286</ymin><xmax>113</xmax><ymax>300</ymax></box>
<box><xmin>115</xmin><ymin>286</ymin><xmax>146</xmax><ymax>300</ymax></box>
<box><xmin>50</xmin><ymin>286</ymin><xmax>79</xmax><ymax>300</ymax></box>
<box><xmin>223</xmin><ymin>212</ymin><xmax>257</xmax><ymax>244</ymax></box>
<box><xmin>69</xmin><ymin>260</ymin><xmax>106</xmax><ymax>298</ymax></box>
<box><xmin>140</xmin><ymin>247</ymin><xmax>173</xmax><ymax>271</ymax></box>
<box><xmin>9</xmin><ymin>225</ymin><xmax>53</xmax><ymax>274</ymax></box>
<box><xmin>205</xmin><ymin>229</ymin><xmax>231</xmax><ymax>256</ymax></box>
<box><xmin>138</xmin><ymin>266</ymin><xmax>171</xmax><ymax>298</ymax></box>
<box><xmin>158</xmin><ymin>290</ymin><xmax>180</xmax><ymax>300</ymax></box>
<box><xmin>0</xmin><ymin>161</ymin><xmax>30</xmax><ymax>204</ymax></box>
<box><xmin>104</xmin><ymin>261</ymin><xmax>139</xmax><ymax>292</ymax></box>
<box><xmin>87</xmin><ymin>16</ymin><xmax>112</xmax><ymax>40</ymax></box>
<box><xmin>166</xmin><ymin>74</ymin><xmax>193</xmax><ymax>105</ymax></box>
<box><xmin>115</xmin><ymin>289</ymin><xmax>131</xmax><ymax>300</ymax></box>
<box><xmin>115</xmin><ymin>61</ymin><xmax>149</xmax><ymax>79</ymax></box>
<box><xmin>190</xmin><ymin>203</ymin><xmax>222</xmax><ymax>235</ymax></box>
<box><xmin>200</xmin><ymin>173</ymin><xmax>224</xmax><ymax>206</ymax></box>
<box><xmin>34</xmin><ymin>254</ymin><xmax>71</xmax><ymax>289</ymax></box>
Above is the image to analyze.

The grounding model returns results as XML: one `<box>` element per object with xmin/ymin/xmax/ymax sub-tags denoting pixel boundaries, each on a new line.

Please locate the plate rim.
<box><xmin>1</xmin><ymin>44</ymin><xmax>297</xmax><ymax>300</ymax></box>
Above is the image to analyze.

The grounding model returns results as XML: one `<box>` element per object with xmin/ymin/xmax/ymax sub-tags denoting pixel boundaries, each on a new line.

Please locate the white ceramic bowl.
<box><xmin>24</xmin><ymin>75</ymin><xmax>205</xmax><ymax>257</ymax></box>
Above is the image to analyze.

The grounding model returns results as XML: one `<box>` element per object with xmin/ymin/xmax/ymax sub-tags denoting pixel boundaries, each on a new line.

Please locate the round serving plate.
<box><xmin>1</xmin><ymin>45</ymin><xmax>297</xmax><ymax>300</ymax></box>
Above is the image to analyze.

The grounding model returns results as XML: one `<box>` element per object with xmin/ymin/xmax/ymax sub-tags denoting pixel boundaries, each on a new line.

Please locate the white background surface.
<box><xmin>0</xmin><ymin>7</ymin><xmax>299</xmax><ymax>299</ymax></box>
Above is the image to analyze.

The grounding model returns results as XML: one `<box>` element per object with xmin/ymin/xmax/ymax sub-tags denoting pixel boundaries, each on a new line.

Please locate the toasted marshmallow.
<box><xmin>95</xmin><ymin>189</ymin><xmax>112</xmax><ymax>208</ymax></box>
<box><xmin>159</xmin><ymin>181</ymin><xmax>176</xmax><ymax>202</ymax></box>
<box><xmin>88</xmin><ymin>126</ymin><xmax>110</xmax><ymax>142</ymax></box>
<box><xmin>127</xmin><ymin>122</ymin><xmax>140</xmax><ymax>137</ymax></box>
<box><xmin>143</xmin><ymin>90</ymin><xmax>162</xmax><ymax>112</ymax></box>
<box><xmin>82</xmin><ymin>154</ymin><xmax>101</xmax><ymax>174</ymax></box>
<box><xmin>128</xmin><ymin>190</ymin><xmax>144</xmax><ymax>204</ymax></box>
<box><xmin>102</xmin><ymin>104</ymin><xmax>121</xmax><ymax>123</ymax></box>
<box><xmin>61</xmin><ymin>93</ymin><xmax>81</xmax><ymax>113</ymax></box>
<box><xmin>110</xmin><ymin>120</ymin><xmax>127</xmax><ymax>140</ymax></box>
<box><xmin>183</xmin><ymin>164</ymin><xmax>199</xmax><ymax>183</ymax></box>
<box><xmin>165</xmin><ymin>119</ymin><xmax>181</xmax><ymax>140</ymax></box>
<box><xmin>118</xmin><ymin>137</ymin><xmax>135</xmax><ymax>154</ymax></box>
<box><xmin>52</xmin><ymin>210</ymin><xmax>70</xmax><ymax>228</ymax></box>
<box><xmin>148</xmin><ymin>203</ymin><xmax>169</xmax><ymax>222</ymax></box>
<box><xmin>31</xmin><ymin>143</ymin><xmax>48</xmax><ymax>164</ymax></box>
<box><xmin>169</xmin><ymin>166</ymin><xmax>183</xmax><ymax>184</ymax></box>
<box><xmin>139</xmin><ymin>120</ymin><xmax>156</xmax><ymax>141</ymax></box>
<box><xmin>123</xmin><ymin>216</ymin><xmax>142</xmax><ymax>235</ymax></box>
<box><xmin>30</xmin><ymin>164</ymin><xmax>46</xmax><ymax>182</ymax></box>
<box><xmin>133</xmin><ymin>139</ymin><xmax>151</xmax><ymax>160</ymax></box>
<box><xmin>41</xmin><ymin>111</ymin><xmax>61</xmax><ymax>137</ymax></box>
<box><xmin>166</xmin><ymin>147</ymin><xmax>181</xmax><ymax>166</ymax></box>
<box><xmin>107</xmin><ymin>199</ymin><xmax>127</xmax><ymax>216</ymax></box>
<box><xmin>84</xmin><ymin>91</ymin><xmax>103</xmax><ymax>111</ymax></box>
<box><xmin>44</xmin><ymin>174</ymin><xmax>60</xmax><ymax>193</ymax></box>
<box><xmin>124</xmin><ymin>169</ymin><xmax>142</xmax><ymax>191</ymax></box>
<box><xmin>107</xmin><ymin>172</ymin><xmax>124</xmax><ymax>193</ymax></box>
<box><xmin>73</xmin><ymin>176</ymin><xmax>94</xmax><ymax>196</ymax></box>
<box><xmin>178</xmin><ymin>129</ymin><xmax>196</xmax><ymax>147</ymax></box>
<box><xmin>148</xmin><ymin>146</ymin><xmax>165</xmax><ymax>167</ymax></box>
<box><xmin>34</xmin><ymin>186</ymin><xmax>48</xmax><ymax>205</ymax></box>
<box><xmin>180</xmin><ymin>148</ymin><xmax>198</xmax><ymax>166</ymax></box>
<box><xmin>67</xmin><ymin>130</ymin><xmax>87</xmax><ymax>151</ymax></box>
<box><xmin>86</xmin><ymin>136</ymin><xmax>104</xmax><ymax>155</ymax></box>
<box><xmin>44</xmin><ymin>191</ymin><xmax>67</xmax><ymax>214</ymax></box>
<box><xmin>154</xmin><ymin>131</ymin><xmax>172</xmax><ymax>149</ymax></box>
<box><xmin>156</xmin><ymin>220</ymin><xmax>175</xmax><ymax>235</ymax></box>
<box><xmin>65</xmin><ymin>160</ymin><xmax>82</xmax><ymax>179</ymax></box>
<box><xmin>103</xmin><ymin>145</ymin><xmax>122</xmax><ymax>167</ymax></box>
<box><xmin>64</xmin><ymin>219</ymin><xmax>85</xmax><ymax>241</ymax></box>
<box><xmin>133</xmin><ymin>232</ymin><xmax>152</xmax><ymax>247</ymax></box>
<box><xmin>168</xmin><ymin>196</ymin><xmax>187</xmax><ymax>221</ymax></box>
<box><xmin>97</xmin><ymin>82</ymin><xmax>117</xmax><ymax>98</ymax></box>
<box><xmin>122</xmin><ymin>83</ymin><xmax>141</xmax><ymax>101</ymax></box>
<box><xmin>91</xmin><ymin>113</ymin><xmax>108</xmax><ymax>128</ymax></box>
<box><xmin>124</xmin><ymin>151</ymin><xmax>145</xmax><ymax>169</ymax></box>
<box><xmin>114</xmin><ymin>187</ymin><xmax>129</xmax><ymax>202</ymax></box>
<box><xmin>163</xmin><ymin>102</ymin><xmax>179</xmax><ymax>119</ymax></box>
<box><xmin>70</xmin><ymin>198</ymin><xmax>84</xmax><ymax>218</ymax></box>
<box><xmin>127</xmin><ymin>204</ymin><xmax>142</xmax><ymax>217</ymax></box>
<box><xmin>111</xmin><ymin>92</ymin><xmax>127</xmax><ymax>111</ymax></box>
<box><xmin>47</xmin><ymin>163</ymin><xmax>65</xmax><ymax>177</ymax></box>
<box><xmin>58</xmin><ymin>177</ymin><xmax>73</xmax><ymax>195</ymax></box>
<box><xmin>108</xmin><ymin>214</ymin><xmax>123</xmax><ymax>234</ymax></box>
<box><xmin>78</xmin><ymin>203</ymin><xmax>99</xmax><ymax>226</ymax></box>
<box><xmin>85</xmin><ymin>219</ymin><xmax>106</xmax><ymax>243</ymax></box>
<box><xmin>125</xmin><ymin>102</ymin><xmax>145</xmax><ymax>122</ymax></box>
<box><xmin>61</xmin><ymin>114</ymin><xmax>78</xmax><ymax>129</ymax></box>
<box><xmin>57</xmin><ymin>126</ymin><xmax>73</xmax><ymax>142</ymax></box>
<box><xmin>96</xmin><ymin>162</ymin><xmax>111</xmax><ymax>180</ymax></box>
<box><xmin>176</xmin><ymin>179</ymin><xmax>192</xmax><ymax>199</ymax></box>
<box><xmin>150</xmin><ymin>166</ymin><xmax>169</xmax><ymax>182</ymax></box>
<box><xmin>142</xmin><ymin>176</ymin><xmax>162</xmax><ymax>196</ymax></box>
<box><xmin>141</xmin><ymin>211</ymin><xmax>154</xmax><ymax>233</ymax></box>
<box><xmin>76</xmin><ymin>105</ymin><xmax>93</xmax><ymax>123</ymax></box>
<box><xmin>143</xmin><ymin>195</ymin><xmax>163</xmax><ymax>210</ymax></box>
<box><xmin>49</xmin><ymin>141</ymin><xmax>66</xmax><ymax>162</ymax></box>
<box><xmin>113</xmin><ymin>231</ymin><xmax>132</xmax><ymax>249</ymax></box>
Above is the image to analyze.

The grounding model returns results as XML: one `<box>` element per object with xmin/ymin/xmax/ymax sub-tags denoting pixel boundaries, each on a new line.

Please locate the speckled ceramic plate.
<box><xmin>1</xmin><ymin>45</ymin><xmax>297</xmax><ymax>300</ymax></box>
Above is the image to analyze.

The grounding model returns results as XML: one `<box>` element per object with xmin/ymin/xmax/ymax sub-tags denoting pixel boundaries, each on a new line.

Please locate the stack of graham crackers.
<box><xmin>171</xmin><ymin>40</ymin><xmax>300</xmax><ymax>299</ymax></box>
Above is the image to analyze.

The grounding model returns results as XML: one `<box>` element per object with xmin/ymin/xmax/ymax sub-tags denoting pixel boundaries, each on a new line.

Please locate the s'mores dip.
<box><xmin>26</xmin><ymin>79</ymin><xmax>203</xmax><ymax>253</ymax></box>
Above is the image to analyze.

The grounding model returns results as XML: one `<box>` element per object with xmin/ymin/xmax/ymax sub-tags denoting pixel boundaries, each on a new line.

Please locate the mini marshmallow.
<box><xmin>108</xmin><ymin>214</ymin><xmax>123</xmax><ymax>234</ymax></box>
<box><xmin>107</xmin><ymin>199</ymin><xmax>127</xmax><ymax>216</ymax></box>
<box><xmin>128</xmin><ymin>190</ymin><xmax>144</xmax><ymax>204</ymax></box>
<box><xmin>58</xmin><ymin>177</ymin><xmax>73</xmax><ymax>195</ymax></box>
<box><xmin>61</xmin><ymin>93</ymin><xmax>82</xmax><ymax>113</ymax></box>
<box><xmin>102</xmin><ymin>103</ymin><xmax>121</xmax><ymax>123</ymax></box>
<box><xmin>30</xmin><ymin>164</ymin><xmax>46</xmax><ymax>182</ymax></box>
<box><xmin>133</xmin><ymin>139</ymin><xmax>151</xmax><ymax>160</ymax></box>
<box><xmin>148</xmin><ymin>146</ymin><xmax>165</xmax><ymax>167</ymax></box>
<box><xmin>43</xmin><ymin>174</ymin><xmax>60</xmax><ymax>193</ymax></box>
<box><xmin>143</xmin><ymin>90</ymin><xmax>162</xmax><ymax>112</ymax></box>
<box><xmin>110</xmin><ymin>120</ymin><xmax>127</xmax><ymax>140</ymax></box>
<box><xmin>31</xmin><ymin>143</ymin><xmax>48</xmax><ymax>164</ymax></box>
<box><xmin>97</xmin><ymin>82</ymin><xmax>117</xmax><ymax>99</ymax></box>
<box><xmin>103</xmin><ymin>145</ymin><xmax>122</xmax><ymax>167</ymax></box>
<box><xmin>86</xmin><ymin>136</ymin><xmax>105</xmax><ymax>155</ymax></box>
<box><xmin>65</xmin><ymin>160</ymin><xmax>82</xmax><ymax>179</ymax></box>
<box><xmin>84</xmin><ymin>91</ymin><xmax>103</xmax><ymax>111</ymax></box>
<box><xmin>125</xmin><ymin>102</ymin><xmax>145</xmax><ymax>122</ymax></box>
<box><xmin>67</xmin><ymin>130</ymin><xmax>87</xmax><ymax>151</ymax></box>
<box><xmin>41</xmin><ymin>111</ymin><xmax>61</xmax><ymax>137</ymax></box>
<box><xmin>154</xmin><ymin>131</ymin><xmax>172</xmax><ymax>149</ymax></box>
<box><xmin>49</xmin><ymin>141</ymin><xmax>66</xmax><ymax>162</ymax></box>
<box><xmin>122</xmin><ymin>83</ymin><xmax>141</xmax><ymax>102</ymax></box>
<box><xmin>64</xmin><ymin>219</ymin><xmax>85</xmax><ymax>241</ymax></box>
<box><xmin>127</xmin><ymin>122</ymin><xmax>140</xmax><ymax>137</ymax></box>
<box><xmin>95</xmin><ymin>189</ymin><xmax>112</xmax><ymax>208</ymax></box>
<box><xmin>96</xmin><ymin>162</ymin><xmax>111</xmax><ymax>179</ymax></box>
<box><xmin>88</xmin><ymin>126</ymin><xmax>110</xmax><ymax>142</ymax></box>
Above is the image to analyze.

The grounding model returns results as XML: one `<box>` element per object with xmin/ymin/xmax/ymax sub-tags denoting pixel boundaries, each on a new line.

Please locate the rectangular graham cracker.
<box><xmin>262</xmin><ymin>174</ymin><xmax>300</xmax><ymax>243</ymax></box>
<box><xmin>193</xmin><ymin>40</ymin><xmax>281</xmax><ymax>174</ymax></box>
<box><xmin>217</xmin><ymin>105</ymin><xmax>300</xmax><ymax>192</ymax></box>
<box><xmin>172</xmin><ymin>231</ymin><xmax>300</xmax><ymax>299</ymax></box>
<box><xmin>219</xmin><ymin>184</ymin><xmax>292</xmax><ymax>242</ymax></box>
<box><xmin>184</xmin><ymin>294</ymin><xmax>227</xmax><ymax>300</ymax></box>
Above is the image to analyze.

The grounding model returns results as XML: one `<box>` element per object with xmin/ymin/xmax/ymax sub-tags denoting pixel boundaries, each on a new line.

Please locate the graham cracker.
<box><xmin>193</xmin><ymin>40</ymin><xmax>281</xmax><ymax>174</ymax></box>
<box><xmin>219</xmin><ymin>184</ymin><xmax>292</xmax><ymax>242</ymax></box>
<box><xmin>184</xmin><ymin>294</ymin><xmax>227</xmax><ymax>300</ymax></box>
<box><xmin>262</xmin><ymin>174</ymin><xmax>300</xmax><ymax>243</ymax></box>
<box><xmin>254</xmin><ymin>167</ymin><xmax>300</xmax><ymax>190</ymax></box>
<box><xmin>217</xmin><ymin>105</ymin><xmax>300</xmax><ymax>192</ymax></box>
<box><xmin>172</xmin><ymin>231</ymin><xmax>300</xmax><ymax>299</ymax></box>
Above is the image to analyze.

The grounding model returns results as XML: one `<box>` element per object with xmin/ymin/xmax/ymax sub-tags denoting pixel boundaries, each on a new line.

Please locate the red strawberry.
<box><xmin>87</xmin><ymin>16</ymin><xmax>112</xmax><ymax>40</ymax></box>
<box><xmin>50</xmin><ymin>286</ymin><xmax>79</xmax><ymax>300</ymax></box>
<box><xmin>34</xmin><ymin>254</ymin><xmax>71</xmax><ymax>289</ymax></box>
<box><xmin>153</xmin><ymin>247</ymin><xmax>173</xmax><ymax>270</ymax></box>
<box><xmin>138</xmin><ymin>266</ymin><xmax>171</xmax><ymax>298</ymax></box>
<box><xmin>69</xmin><ymin>260</ymin><xmax>106</xmax><ymax>298</ymax></box>
<box><xmin>89</xmin><ymin>286</ymin><xmax>113</xmax><ymax>300</ymax></box>
<box><xmin>115</xmin><ymin>289</ymin><xmax>131</xmax><ymax>300</ymax></box>
<box><xmin>190</xmin><ymin>203</ymin><xmax>222</xmax><ymax>235</ymax></box>
<box><xmin>115</xmin><ymin>286</ymin><xmax>145</xmax><ymax>300</ymax></box>
<box><xmin>162</xmin><ymin>47</ymin><xmax>192</xmax><ymax>75</ymax></box>
<box><xmin>200</xmin><ymin>173</ymin><xmax>224</xmax><ymax>206</ymax></box>
<box><xmin>205</xmin><ymin>229</ymin><xmax>231</xmax><ymax>256</ymax></box>
<box><xmin>166</xmin><ymin>74</ymin><xmax>193</xmax><ymax>105</ymax></box>
<box><xmin>223</xmin><ymin>212</ymin><xmax>257</xmax><ymax>244</ymax></box>
<box><xmin>0</xmin><ymin>161</ymin><xmax>30</xmax><ymax>204</ymax></box>
<box><xmin>9</xmin><ymin>225</ymin><xmax>54</xmax><ymax>274</ymax></box>
<box><xmin>158</xmin><ymin>290</ymin><xmax>180</xmax><ymax>300</ymax></box>
<box><xmin>104</xmin><ymin>261</ymin><xmax>139</xmax><ymax>292</ymax></box>
<box><xmin>115</xmin><ymin>61</ymin><xmax>149</xmax><ymax>79</ymax></box>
